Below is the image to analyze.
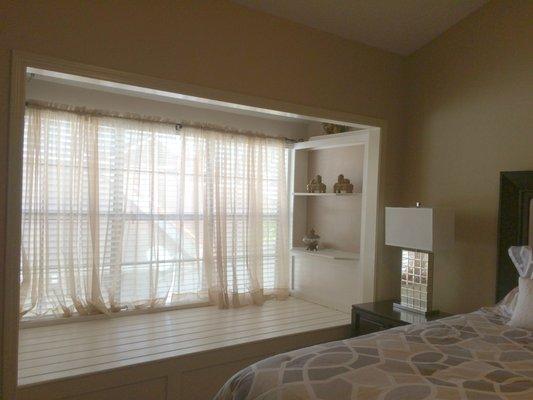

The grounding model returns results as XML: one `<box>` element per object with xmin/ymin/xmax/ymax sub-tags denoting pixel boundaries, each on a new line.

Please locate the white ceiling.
<box><xmin>232</xmin><ymin>0</ymin><xmax>488</xmax><ymax>55</ymax></box>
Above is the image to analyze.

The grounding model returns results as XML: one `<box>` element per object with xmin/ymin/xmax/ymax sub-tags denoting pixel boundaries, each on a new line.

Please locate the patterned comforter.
<box><xmin>214</xmin><ymin>309</ymin><xmax>533</xmax><ymax>399</ymax></box>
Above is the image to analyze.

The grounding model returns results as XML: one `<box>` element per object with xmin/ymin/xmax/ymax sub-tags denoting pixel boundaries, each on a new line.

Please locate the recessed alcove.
<box><xmin>5</xmin><ymin>54</ymin><xmax>381</xmax><ymax>398</ymax></box>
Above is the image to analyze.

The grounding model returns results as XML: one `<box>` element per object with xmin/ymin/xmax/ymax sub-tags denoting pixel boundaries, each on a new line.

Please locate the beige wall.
<box><xmin>404</xmin><ymin>0</ymin><xmax>533</xmax><ymax>313</ymax></box>
<box><xmin>0</xmin><ymin>0</ymin><xmax>407</xmax><ymax>394</ymax></box>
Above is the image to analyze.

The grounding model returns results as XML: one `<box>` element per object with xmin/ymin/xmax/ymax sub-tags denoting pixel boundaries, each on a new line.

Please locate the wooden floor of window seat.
<box><xmin>18</xmin><ymin>297</ymin><xmax>351</xmax><ymax>399</ymax></box>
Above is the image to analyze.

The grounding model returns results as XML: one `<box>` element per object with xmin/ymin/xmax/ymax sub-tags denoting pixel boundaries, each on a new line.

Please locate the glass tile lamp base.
<box><xmin>393</xmin><ymin>249</ymin><xmax>438</xmax><ymax>316</ymax></box>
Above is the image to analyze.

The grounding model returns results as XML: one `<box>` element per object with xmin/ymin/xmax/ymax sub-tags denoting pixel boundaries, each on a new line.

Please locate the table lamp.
<box><xmin>385</xmin><ymin>204</ymin><xmax>454</xmax><ymax>315</ymax></box>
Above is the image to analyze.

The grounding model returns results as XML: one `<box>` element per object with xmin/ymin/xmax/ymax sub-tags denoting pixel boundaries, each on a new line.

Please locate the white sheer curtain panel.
<box><xmin>20</xmin><ymin>105</ymin><xmax>289</xmax><ymax>318</ymax></box>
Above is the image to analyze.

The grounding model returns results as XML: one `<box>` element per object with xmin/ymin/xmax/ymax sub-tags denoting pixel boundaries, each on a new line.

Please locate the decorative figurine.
<box><xmin>307</xmin><ymin>175</ymin><xmax>326</xmax><ymax>193</ymax></box>
<box><xmin>333</xmin><ymin>174</ymin><xmax>354</xmax><ymax>193</ymax></box>
<box><xmin>322</xmin><ymin>123</ymin><xmax>348</xmax><ymax>135</ymax></box>
<box><xmin>303</xmin><ymin>229</ymin><xmax>320</xmax><ymax>251</ymax></box>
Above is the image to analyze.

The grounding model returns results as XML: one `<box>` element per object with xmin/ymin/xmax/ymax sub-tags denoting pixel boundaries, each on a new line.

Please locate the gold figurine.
<box><xmin>333</xmin><ymin>174</ymin><xmax>354</xmax><ymax>193</ymax></box>
<box><xmin>306</xmin><ymin>175</ymin><xmax>326</xmax><ymax>193</ymax></box>
<box><xmin>322</xmin><ymin>123</ymin><xmax>348</xmax><ymax>135</ymax></box>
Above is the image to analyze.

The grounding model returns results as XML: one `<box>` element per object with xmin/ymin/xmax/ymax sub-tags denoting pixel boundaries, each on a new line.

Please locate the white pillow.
<box><xmin>493</xmin><ymin>287</ymin><xmax>518</xmax><ymax>318</ymax></box>
<box><xmin>508</xmin><ymin>277</ymin><xmax>533</xmax><ymax>329</ymax></box>
<box><xmin>508</xmin><ymin>246</ymin><xmax>533</xmax><ymax>278</ymax></box>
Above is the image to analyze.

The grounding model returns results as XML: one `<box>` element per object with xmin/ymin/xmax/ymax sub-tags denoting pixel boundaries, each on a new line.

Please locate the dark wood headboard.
<box><xmin>496</xmin><ymin>171</ymin><xmax>533</xmax><ymax>301</ymax></box>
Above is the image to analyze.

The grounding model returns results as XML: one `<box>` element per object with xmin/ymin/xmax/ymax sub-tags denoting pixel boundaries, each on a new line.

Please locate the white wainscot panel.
<box><xmin>291</xmin><ymin>255</ymin><xmax>362</xmax><ymax>313</ymax></box>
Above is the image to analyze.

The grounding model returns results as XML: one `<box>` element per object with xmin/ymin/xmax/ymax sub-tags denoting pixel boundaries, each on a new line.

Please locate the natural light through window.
<box><xmin>20</xmin><ymin>104</ymin><xmax>289</xmax><ymax>319</ymax></box>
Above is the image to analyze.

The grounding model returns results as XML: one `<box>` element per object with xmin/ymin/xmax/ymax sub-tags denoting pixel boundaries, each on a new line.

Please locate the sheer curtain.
<box><xmin>20</xmin><ymin>105</ymin><xmax>289</xmax><ymax>318</ymax></box>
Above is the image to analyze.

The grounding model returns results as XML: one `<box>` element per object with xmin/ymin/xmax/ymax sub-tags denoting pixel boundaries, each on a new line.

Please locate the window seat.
<box><xmin>18</xmin><ymin>297</ymin><xmax>350</xmax><ymax>389</ymax></box>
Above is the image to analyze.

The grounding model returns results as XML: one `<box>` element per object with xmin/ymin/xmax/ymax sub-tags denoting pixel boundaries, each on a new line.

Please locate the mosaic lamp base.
<box><xmin>393</xmin><ymin>249</ymin><xmax>438</xmax><ymax>316</ymax></box>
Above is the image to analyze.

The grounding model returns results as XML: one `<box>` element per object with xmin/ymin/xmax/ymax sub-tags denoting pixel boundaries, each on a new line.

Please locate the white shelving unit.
<box><xmin>290</xmin><ymin>247</ymin><xmax>359</xmax><ymax>261</ymax></box>
<box><xmin>291</xmin><ymin>130</ymin><xmax>365</xmax><ymax>260</ymax></box>
<box><xmin>289</xmin><ymin>128</ymin><xmax>381</xmax><ymax>312</ymax></box>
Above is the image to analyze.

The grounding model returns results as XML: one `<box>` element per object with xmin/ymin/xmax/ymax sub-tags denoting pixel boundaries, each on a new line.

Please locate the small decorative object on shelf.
<box><xmin>302</xmin><ymin>229</ymin><xmax>320</xmax><ymax>251</ymax></box>
<box><xmin>333</xmin><ymin>174</ymin><xmax>354</xmax><ymax>193</ymax></box>
<box><xmin>322</xmin><ymin>123</ymin><xmax>349</xmax><ymax>135</ymax></box>
<box><xmin>307</xmin><ymin>175</ymin><xmax>326</xmax><ymax>193</ymax></box>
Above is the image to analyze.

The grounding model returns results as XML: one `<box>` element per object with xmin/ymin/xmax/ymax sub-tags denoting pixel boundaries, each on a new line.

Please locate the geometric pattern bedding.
<box><xmin>214</xmin><ymin>309</ymin><xmax>533</xmax><ymax>399</ymax></box>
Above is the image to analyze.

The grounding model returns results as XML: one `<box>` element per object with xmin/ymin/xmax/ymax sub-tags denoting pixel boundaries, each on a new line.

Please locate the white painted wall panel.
<box><xmin>292</xmin><ymin>256</ymin><xmax>362</xmax><ymax>313</ymax></box>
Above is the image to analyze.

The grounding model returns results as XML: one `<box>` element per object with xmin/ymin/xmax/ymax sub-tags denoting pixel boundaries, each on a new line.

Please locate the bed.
<box><xmin>214</xmin><ymin>171</ymin><xmax>533</xmax><ymax>400</ymax></box>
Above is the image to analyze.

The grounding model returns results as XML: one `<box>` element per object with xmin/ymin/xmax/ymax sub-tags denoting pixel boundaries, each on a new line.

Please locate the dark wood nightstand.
<box><xmin>351</xmin><ymin>299</ymin><xmax>451</xmax><ymax>337</ymax></box>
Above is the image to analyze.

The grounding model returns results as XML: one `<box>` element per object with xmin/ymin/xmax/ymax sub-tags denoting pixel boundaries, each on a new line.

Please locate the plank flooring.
<box><xmin>18</xmin><ymin>298</ymin><xmax>350</xmax><ymax>386</ymax></box>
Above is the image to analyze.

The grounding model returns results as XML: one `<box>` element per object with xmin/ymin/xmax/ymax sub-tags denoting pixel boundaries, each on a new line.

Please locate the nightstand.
<box><xmin>351</xmin><ymin>299</ymin><xmax>451</xmax><ymax>337</ymax></box>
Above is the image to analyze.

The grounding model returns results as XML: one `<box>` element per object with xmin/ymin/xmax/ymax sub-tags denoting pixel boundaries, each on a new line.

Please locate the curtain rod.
<box><xmin>25</xmin><ymin>100</ymin><xmax>302</xmax><ymax>143</ymax></box>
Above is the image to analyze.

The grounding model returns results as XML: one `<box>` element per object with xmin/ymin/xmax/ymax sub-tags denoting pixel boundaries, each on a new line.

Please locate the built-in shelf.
<box><xmin>293</xmin><ymin>130</ymin><xmax>368</xmax><ymax>150</ymax></box>
<box><xmin>291</xmin><ymin>247</ymin><xmax>359</xmax><ymax>261</ymax></box>
<box><xmin>292</xmin><ymin>192</ymin><xmax>361</xmax><ymax>197</ymax></box>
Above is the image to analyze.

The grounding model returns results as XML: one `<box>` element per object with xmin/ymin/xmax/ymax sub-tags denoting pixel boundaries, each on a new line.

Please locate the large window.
<box><xmin>20</xmin><ymin>105</ymin><xmax>289</xmax><ymax>319</ymax></box>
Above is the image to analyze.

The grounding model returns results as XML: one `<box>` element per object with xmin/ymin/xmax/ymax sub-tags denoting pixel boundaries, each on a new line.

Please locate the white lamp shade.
<box><xmin>385</xmin><ymin>207</ymin><xmax>454</xmax><ymax>252</ymax></box>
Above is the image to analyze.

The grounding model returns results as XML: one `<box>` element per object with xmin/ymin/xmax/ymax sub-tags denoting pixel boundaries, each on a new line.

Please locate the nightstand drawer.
<box><xmin>357</xmin><ymin>315</ymin><xmax>387</xmax><ymax>334</ymax></box>
<box><xmin>354</xmin><ymin>312</ymin><xmax>406</xmax><ymax>335</ymax></box>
